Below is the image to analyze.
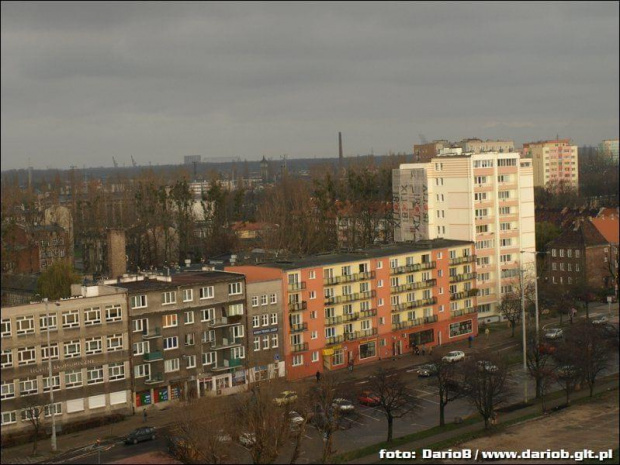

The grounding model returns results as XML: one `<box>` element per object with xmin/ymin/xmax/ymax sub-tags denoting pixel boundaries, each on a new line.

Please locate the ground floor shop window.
<box><xmin>449</xmin><ymin>319</ymin><xmax>473</xmax><ymax>338</ymax></box>
<box><xmin>409</xmin><ymin>329</ymin><xmax>434</xmax><ymax>346</ymax></box>
<box><xmin>359</xmin><ymin>341</ymin><xmax>376</xmax><ymax>359</ymax></box>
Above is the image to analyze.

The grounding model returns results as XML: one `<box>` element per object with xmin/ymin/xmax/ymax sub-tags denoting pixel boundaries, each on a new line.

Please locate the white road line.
<box><xmin>344</xmin><ymin>417</ymin><xmax>364</xmax><ymax>425</ymax></box>
<box><xmin>419</xmin><ymin>397</ymin><xmax>439</xmax><ymax>405</ymax></box>
<box><xmin>414</xmin><ymin>388</ymin><xmax>435</xmax><ymax>396</ymax></box>
<box><xmin>356</xmin><ymin>380</ymin><xmax>369</xmax><ymax>385</ymax></box>
<box><xmin>406</xmin><ymin>368</ymin><xmax>418</xmax><ymax>373</ymax></box>
<box><xmin>358</xmin><ymin>410</ymin><xmax>382</xmax><ymax>421</ymax></box>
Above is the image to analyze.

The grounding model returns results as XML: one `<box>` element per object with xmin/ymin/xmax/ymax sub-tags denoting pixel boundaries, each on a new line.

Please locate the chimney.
<box><xmin>339</xmin><ymin>132</ymin><xmax>343</xmax><ymax>166</ymax></box>
<box><xmin>106</xmin><ymin>229</ymin><xmax>127</xmax><ymax>278</ymax></box>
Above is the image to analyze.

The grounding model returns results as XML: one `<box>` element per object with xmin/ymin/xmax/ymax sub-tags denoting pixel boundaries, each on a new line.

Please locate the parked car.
<box><xmin>545</xmin><ymin>328</ymin><xmax>563</xmax><ymax>340</ymax></box>
<box><xmin>442</xmin><ymin>351</ymin><xmax>465</xmax><ymax>363</ymax></box>
<box><xmin>417</xmin><ymin>363</ymin><xmax>438</xmax><ymax>377</ymax></box>
<box><xmin>289</xmin><ymin>410</ymin><xmax>304</xmax><ymax>430</ymax></box>
<box><xmin>538</xmin><ymin>342</ymin><xmax>557</xmax><ymax>355</ymax></box>
<box><xmin>332</xmin><ymin>398</ymin><xmax>355</xmax><ymax>413</ymax></box>
<box><xmin>557</xmin><ymin>365</ymin><xmax>578</xmax><ymax>379</ymax></box>
<box><xmin>274</xmin><ymin>390</ymin><xmax>298</xmax><ymax>406</ymax></box>
<box><xmin>238</xmin><ymin>432</ymin><xmax>256</xmax><ymax>447</ymax></box>
<box><xmin>357</xmin><ymin>390</ymin><xmax>380</xmax><ymax>407</ymax></box>
<box><xmin>591</xmin><ymin>315</ymin><xmax>609</xmax><ymax>325</ymax></box>
<box><xmin>476</xmin><ymin>360</ymin><xmax>499</xmax><ymax>373</ymax></box>
<box><xmin>125</xmin><ymin>426</ymin><xmax>156</xmax><ymax>445</ymax></box>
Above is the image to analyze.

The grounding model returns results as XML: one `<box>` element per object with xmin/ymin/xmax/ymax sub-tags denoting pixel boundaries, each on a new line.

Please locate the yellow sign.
<box><xmin>323</xmin><ymin>348</ymin><xmax>334</xmax><ymax>356</ymax></box>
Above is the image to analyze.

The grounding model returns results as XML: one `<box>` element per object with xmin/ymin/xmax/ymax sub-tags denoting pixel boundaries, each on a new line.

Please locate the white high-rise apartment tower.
<box><xmin>393</xmin><ymin>148</ymin><xmax>536</xmax><ymax>321</ymax></box>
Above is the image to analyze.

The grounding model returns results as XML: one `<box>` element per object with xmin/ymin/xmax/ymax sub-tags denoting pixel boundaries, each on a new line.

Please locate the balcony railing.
<box><xmin>142</xmin><ymin>327</ymin><xmax>162</xmax><ymax>339</ymax></box>
<box><xmin>291</xmin><ymin>342</ymin><xmax>309</xmax><ymax>353</ymax></box>
<box><xmin>449</xmin><ymin>272</ymin><xmax>477</xmax><ymax>283</ymax></box>
<box><xmin>326</xmin><ymin>335</ymin><xmax>345</xmax><ymax>346</ymax></box>
<box><xmin>391</xmin><ymin>296</ymin><xmax>437</xmax><ymax>312</ymax></box>
<box><xmin>450</xmin><ymin>289</ymin><xmax>479</xmax><ymax>301</ymax></box>
<box><xmin>145</xmin><ymin>373</ymin><xmax>164</xmax><ymax>384</ymax></box>
<box><xmin>288</xmin><ymin>282</ymin><xmax>306</xmax><ymax>292</ymax></box>
<box><xmin>224</xmin><ymin>358</ymin><xmax>243</xmax><ymax>368</ymax></box>
<box><xmin>210</xmin><ymin>337</ymin><xmax>243</xmax><ymax>350</ymax></box>
<box><xmin>448</xmin><ymin>255</ymin><xmax>476</xmax><ymax>266</ymax></box>
<box><xmin>390</xmin><ymin>261</ymin><xmax>436</xmax><ymax>275</ymax></box>
<box><xmin>344</xmin><ymin>328</ymin><xmax>378</xmax><ymax>341</ymax></box>
<box><xmin>450</xmin><ymin>307</ymin><xmax>477</xmax><ymax>318</ymax></box>
<box><xmin>143</xmin><ymin>351</ymin><xmax>163</xmax><ymax>362</ymax></box>
<box><xmin>208</xmin><ymin>317</ymin><xmax>236</xmax><ymax>328</ymax></box>
<box><xmin>325</xmin><ymin>312</ymin><xmax>360</xmax><ymax>326</ymax></box>
<box><xmin>290</xmin><ymin>322</ymin><xmax>308</xmax><ymax>333</ymax></box>
<box><xmin>391</xmin><ymin>314</ymin><xmax>438</xmax><ymax>331</ymax></box>
<box><xmin>391</xmin><ymin>279</ymin><xmax>437</xmax><ymax>293</ymax></box>
<box><xmin>288</xmin><ymin>301</ymin><xmax>307</xmax><ymax>312</ymax></box>
<box><xmin>360</xmin><ymin>308</ymin><xmax>377</xmax><ymax>319</ymax></box>
<box><xmin>323</xmin><ymin>271</ymin><xmax>376</xmax><ymax>286</ymax></box>
<box><xmin>325</xmin><ymin>290</ymin><xmax>376</xmax><ymax>305</ymax></box>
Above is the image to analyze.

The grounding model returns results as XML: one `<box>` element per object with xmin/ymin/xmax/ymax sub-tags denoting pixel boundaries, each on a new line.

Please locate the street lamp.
<box><xmin>43</xmin><ymin>298</ymin><xmax>59</xmax><ymax>452</ymax></box>
<box><xmin>520</xmin><ymin>250</ymin><xmax>549</xmax><ymax>343</ymax></box>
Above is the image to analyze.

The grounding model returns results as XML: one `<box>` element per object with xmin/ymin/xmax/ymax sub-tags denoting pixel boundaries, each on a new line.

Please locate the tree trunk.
<box><xmin>387</xmin><ymin>414</ymin><xmax>394</xmax><ymax>442</ymax></box>
<box><xmin>511</xmin><ymin>322</ymin><xmax>515</xmax><ymax>337</ymax></box>
<box><xmin>439</xmin><ymin>401</ymin><xmax>445</xmax><ymax>427</ymax></box>
<box><xmin>321</xmin><ymin>432</ymin><xmax>333</xmax><ymax>464</ymax></box>
<box><xmin>589</xmin><ymin>382</ymin><xmax>594</xmax><ymax>397</ymax></box>
<box><xmin>535</xmin><ymin>376</ymin><xmax>541</xmax><ymax>399</ymax></box>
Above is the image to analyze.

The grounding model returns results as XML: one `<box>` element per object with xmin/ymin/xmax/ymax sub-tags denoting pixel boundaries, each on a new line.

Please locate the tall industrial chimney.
<box><xmin>338</xmin><ymin>132</ymin><xmax>343</xmax><ymax>167</ymax></box>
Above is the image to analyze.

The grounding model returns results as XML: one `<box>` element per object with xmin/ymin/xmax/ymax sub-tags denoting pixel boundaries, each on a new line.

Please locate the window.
<box><xmin>1</xmin><ymin>349</ymin><xmax>12</xmax><ymax>368</ymax></box>
<box><xmin>576</xmin><ymin>263</ymin><xmax>580</xmax><ymax>272</ymax></box>
<box><xmin>1</xmin><ymin>319</ymin><xmax>11</xmax><ymax>337</ymax></box>
<box><xmin>184</xmin><ymin>333</ymin><xmax>195</xmax><ymax>346</ymax></box>
<box><xmin>17</xmin><ymin>346</ymin><xmax>36</xmax><ymax>366</ymax></box>
<box><xmin>228</xmin><ymin>282</ymin><xmax>243</xmax><ymax>295</ymax></box>
<box><xmin>560</xmin><ymin>263</ymin><xmax>565</xmax><ymax>271</ymax></box>
<box><xmin>498</xmin><ymin>191</ymin><xmax>510</xmax><ymax>200</ymax></box>
<box><xmin>107</xmin><ymin>334</ymin><xmax>123</xmax><ymax>351</ymax></box>
<box><xmin>87</xmin><ymin>366</ymin><xmax>104</xmax><ymax>385</ymax></box>
<box><xmin>312</xmin><ymin>352</ymin><xmax>319</xmax><ymax>362</ymax></box>
<box><xmin>377</xmin><ymin>261</ymin><xmax>383</xmax><ymax>269</ymax></box>
<box><xmin>251</xmin><ymin>296</ymin><xmax>259</xmax><ymax>307</ymax></box>
<box><xmin>551</xmin><ymin>249</ymin><xmax>557</xmax><ymax>257</ymax></box>
<box><xmin>186</xmin><ymin>355</ymin><xmax>196</xmax><ymax>368</ymax></box>
<box><xmin>499</xmin><ymin>206</ymin><xmax>511</xmax><ymax>215</ymax></box>
<box><xmin>41</xmin><ymin>344</ymin><xmax>59</xmax><ymax>361</ymax></box>
<box><xmin>202</xmin><ymin>352</ymin><xmax>216</xmax><ymax>366</ymax></box>
<box><xmin>182</xmin><ymin>289</ymin><xmax>193</xmax><ymax>302</ymax></box>
<box><xmin>85</xmin><ymin>337</ymin><xmax>103</xmax><ymax>354</ymax></box>
<box><xmin>163</xmin><ymin>336</ymin><xmax>179</xmax><ymax>350</ymax></box>
<box><xmin>65</xmin><ymin>370</ymin><xmax>83</xmax><ymax>388</ymax></box>
<box><xmin>2</xmin><ymin>411</ymin><xmax>16</xmax><ymax>425</ymax></box>
<box><xmin>262</xmin><ymin>335</ymin><xmax>270</xmax><ymax>349</ymax></box>
<box><xmin>378</xmin><ymin>298</ymin><xmax>384</xmax><ymax>307</ymax></box>
<box><xmin>559</xmin><ymin>249</ymin><xmax>565</xmax><ymax>258</ymax></box>
<box><xmin>134</xmin><ymin>364</ymin><xmax>150</xmax><ymax>379</ymax></box>
<box><xmin>84</xmin><ymin>307</ymin><xmax>101</xmax><ymax>326</ymax></box>
<box><xmin>62</xmin><ymin>310</ymin><xmax>79</xmax><ymax>329</ymax></box>
<box><xmin>552</xmin><ymin>263</ymin><xmax>557</xmax><ymax>271</ymax></box>
<box><xmin>42</xmin><ymin>375</ymin><xmax>61</xmax><ymax>392</ymax></box>
<box><xmin>202</xmin><ymin>330</ymin><xmax>215</xmax><ymax>343</ymax></box>
<box><xmin>325</xmin><ymin>327</ymin><xmax>336</xmax><ymax>338</ymax></box>
<box><xmin>476</xmin><ymin>224</ymin><xmax>489</xmax><ymax>234</ymax></box>
<box><xmin>165</xmin><ymin>358</ymin><xmax>180</xmax><ymax>373</ymax></box>
<box><xmin>567</xmin><ymin>249</ymin><xmax>572</xmax><ymax>258</ymax></box>
<box><xmin>64</xmin><ymin>340</ymin><xmax>81</xmax><ymax>358</ymax></box>
<box><xmin>232</xmin><ymin>346</ymin><xmax>245</xmax><ymax>359</ymax></box>
<box><xmin>105</xmin><ymin>305</ymin><xmax>122</xmax><ymax>322</ymax></box>
<box><xmin>252</xmin><ymin>315</ymin><xmax>260</xmax><ymax>328</ymax></box>
<box><xmin>474</xmin><ymin>176</ymin><xmax>487</xmax><ymax>184</ymax></box>
<box><xmin>201</xmin><ymin>308</ymin><xmax>214</xmax><ymax>322</ymax></box>
<box><xmin>133</xmin><ymin>341</ymin><xmax>150</xmax><ymax>355</ymax></box>
<box><xmin>270</xmin><ymin>313</ymin><xmax>278</xmax><ymax>325</ymax></box>
<box><xmin>390</xmin><ymin>258</ymin><xmax>398</xmax><ymax>269</ymax></box>
<box><xmin>575</xmin><ymin>250</ymin><xmax>580</xmax><ymax>258</ymax></box>
<box><xmin>377</xmin><ymin>280</ymin><xmax>383</xmax><ymax>288</ymax></box>
<box><xmin>45</xmin><ymin>403</ymin><xmax>62</xmax><ymax>418</ymax></box>
<box><xmin>108</xmin><ymin>362</ymin><xmax>125</xmax><ymax>381</ymax></box>
<box><xmin>162</xmin><ymin>291</ymin><xmax>176</xmax><ymax>305</ymax></box>
<box><xmin>163</xmin><ymin>314</ymin><xmax>178</xmax><ymax>328</ymax></box>
<box><xmin>40</xmin><ymin>313</ymin><xmax>58</xmax><ymax>331</ymax></box>
<box><xmin>131</xmin><ymin>295</ymin><xmax>147</xmax><ymax>309</ymax></box>
<box><xmin>229</xmin><ymin>303</ymin><xmax>244</xmax><ymax>316</ymax></box>
<box><xmin>1</xmin><ymin>381</ymin><xmax>15</xmax><ymax>399</ymax></box>
<box><xmin>271</xmin><ymin>334</ymin><xmax>278</xmax><ymax>348</ymax></box>
<box><xmin>310</xmin><ymin>311</ymin><xmax>317</xmax><ymax>319</ymax></box>
<box><xmin>309</xmin><ymin>290</ymin><xmax>316</xmax><ymax>299</ymax></box>
<box><xmin>309</xmin><ymin>270</ymin><xmax>316</xmax><ymax>279</ymax></box>
<box><xmin>270</xmin><ymin>293</ymin><xmax>277</xmax><ymax>304</ymax></box>
<box><xmin>261</xmin><ymin>295</ymin><xmax>268</xmax><ymax>305</ymax></box>
<box><xmin>500</xmin><ymin>254</ymin><xmax>512</xmax><ymax>263</ymax></box>
<box><xmin>311</xmin><ymin>331</ymin><xmax>318</xmax><ymax>340</ymax></box>
<box><xmin>184</xmin><ymin>311</ymin><xmax>194</xmax><ymax>325</ymax></box>
<box><xmin>261</xmin><ymin>314</ymin><xmax>269</xmax><ymax>326</ymax></box>
<box><xmin>253</xmin><ymin>336</ymin><xmax>261</xmax><ymax>351</ymax></box>
<box><xmin>342</xmin><ymin>285</ymin><xmax>352</xmax><ymax>296</ymax></box>
<box><xmin>199</xmin><ymin>286</ymin><xmax>214</xmax><ymax>300</ymax></box>
<box><xmin>16</xmin><ymin>315</ymin><xmax>35</xmax><ymax>335</ymax></box>
<box><xmin>474</xmin><ymin>192</ymin><xmax>488</xmax><ymax>202</ymax></box>
<box><xmin>20</xmin><ymin>378</ymin><xmax>39</xmax><ymax>397</ymax></box>
<box><xmin>132</xmin><ymin>318</ymin><xmax>147</xmax><ymax>333</ymax></box>
<box><xmin>292</xmin><ymin>355</ymin><xmax>303</xmax><ymax>367</ymax></box>
<box><xmin>475</xmin><ymin>208</ymin><xmax>488</xmax><ymax>218</ymax></box>
<box><xmin>233</xmin><ymin>325</ymin><xmax>245</xmax><ymax>339</ymax></box>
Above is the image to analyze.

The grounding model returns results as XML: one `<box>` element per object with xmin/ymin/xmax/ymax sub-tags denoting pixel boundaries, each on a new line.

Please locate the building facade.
<box><xmin>243</xmin><ymin>240</ymin><xmax>478</xmax><ymax>380</ymax></box>
<box><xmin>457</xmin><ymin>139</ymin><xmax>514</xmax><ymax>154</ymax></box>
<box><xmin>599</xmin><ymin>139</ymin><xmax>619</xmax><ymax>163</ymax></box>
<box><xmin>393</xmin><ymin>149</ymin><xmax>536</xmax><ymax>321</ymax></box>
<box><xmin>1</xmin><ymin>285</ymin><xmax>132</xmax><ymax>437</ymax></box>
<box><xmin>522</xmin><ymin>139</ymin><xmax>579</xmax><ymax>191</ymax></box>
<box><xmin>413</xmin><ymin>140</ymin><xmax>450</xmax><ymax>163</ymax></box>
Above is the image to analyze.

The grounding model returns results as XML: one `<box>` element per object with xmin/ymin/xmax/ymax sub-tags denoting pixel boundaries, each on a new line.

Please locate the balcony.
<box><xmin>344</xmin><ymin>328</ymin><xmax>378</xmax><ymax>341</ymax></box>
<box><xmin>326</xmin><ymin>335</ymin><xmax>345</xmax><ymax>346</ymax></box>
<box><xmin>391</xmin><ymin>279</ymin><xmax>437</xmax><ymax>294</ymax></box>
<box><xmin>290</xmin><ymin>322</ymin><xmax>308</xmax><ymax>333</ymax></box>
<box><xmin>224</xmin><ymin>358</ymin><xmax>243</xmax><ymax>368</ymax></box>
<box><xmin>391</xmin><ymin>296</ymin><xmax>437</xmax><ymax>313</ymax></box>
<box><xmin>145</xmin><ymin>373</ymin><xmax>164</xmax><ymax>385</ymax></box>
<box><xmin>449</xmin><ymin>255</ymin><xmax>476</xmax><ymax>266</ymax></box>
<box><xmin>288</xmin><ymin>282</ymin><xmax>306</xmax><ymax>292</ymax></box>
<box><xmin>450</xmin><ymin>307</ymin><xmax>477</xmax><ymax>318</ymax></box>
<box><xmin>323</xmin><ymin>271</ymin><xmax>376</xmax><ymax>286</ymax></box>
<box><xmin>210</xmin><ymin>337</ymin><xmax>242</xmax><ymax>350</ymax></box>
<box><xmin>208</xmin><ymin>317</ymin><xmax>236</xmax><ymax>328</ymax></box>
<box><xmin>449</xmin><ymin>272</ymin><xmax>477</xmax><ymax>283</ymax></box>
<box><xmin>142</xmin><ymin>327</ymin><xmax>162</xmax><ymax>339</ymax></box>
<box><xmin>143</xmin><ymin>351</ymin><xmax>163</xmax><ymax>362</ymax></box>
<box><xmin>360</xmin><ymin>308</ymin><xmax>377</xmax><ymax>319</ymax></box>
<box><xmin>390</xmin><ymin>261</ymin><xmax>436</xmax><ymax>275</ymax></box>
<box><xmin>288</xmin><ymin>301</ymin><xmax>307</xmax><ymax>312</ymax></box>
<box><xmin>291</xmin><ymin>342</ymin><xmax>309</xmax><ymax>353</ymax></box>
<box><xmin>325</xmin><ymin>290</ymin><xmax>376</xmax><ymax>305</ymax></box>
<box><xmin>450</xmin><ymin>289</ymin><xmax>479</xmax><ymax>301</ymax></box>
<box><xmin>391</xmin><ymin>314</ymin><xmax>438</xmax><ymax>331</ymax></box>
<box><xmin>325</xmin><ymin>312</ymin><xmax>360</xmax><ymax>326</ymax></box>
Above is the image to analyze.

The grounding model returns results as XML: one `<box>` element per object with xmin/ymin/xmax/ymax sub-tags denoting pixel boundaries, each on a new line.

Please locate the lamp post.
<box><xmin>518</xmin><ymin>268</ymin><xmax>528</xmax><ymax>404</ymax></box>
<box><xmin>520</xmin><ymin>250</ymin><xmax>549</xmax><ymax>343</ymax></box>
<box><xmin>43</xmin><ymin>298</ymin><xmax>57</xmax><ymax>452</ymax></box>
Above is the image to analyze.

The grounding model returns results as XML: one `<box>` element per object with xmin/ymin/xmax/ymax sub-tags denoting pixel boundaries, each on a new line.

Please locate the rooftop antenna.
<box><xmin>131</xmin><ymin>156</ymin><xmax>137</xmax><ymax>167</ymax></box>
<box><xmin>112</xmin><ymin>157</ymin><xmax>118</xmax><ymax>168</ymax></box>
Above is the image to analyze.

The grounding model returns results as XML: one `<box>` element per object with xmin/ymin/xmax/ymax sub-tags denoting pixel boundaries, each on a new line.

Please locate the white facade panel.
<box><xmin>66</xmin><ymin>398</ymin><xmax>85</xmax><ymax>413</ymax></box>
<box><xmin>110</xmin><ymin>391</ymin><xmax>128</xmax><ymax>405</ymax></box>
<box><xmin>88</xmin><ymin>394</ymin><xmax>106</xmax><ymax>409</ymax></box>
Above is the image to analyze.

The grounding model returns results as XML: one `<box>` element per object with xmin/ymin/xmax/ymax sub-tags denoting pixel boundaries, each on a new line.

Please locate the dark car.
<box><xmin>125</xmin><ymin>426</ymin><xmax>156</xmax><ymax>445</ymax></box>
<box><xmin>417</xmin><ymin>363</ymin><xmax>438</xmax><ymax>377</ymax></box>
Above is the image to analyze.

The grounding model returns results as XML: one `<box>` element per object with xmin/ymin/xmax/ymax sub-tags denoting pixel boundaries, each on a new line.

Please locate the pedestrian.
<box><xmin>422</xmin><ymin>345</ymin><xmax>426</xmax><ymax>356</ymax></box>
<box><xmin>428</xmin><ymin>346</ymin><xmax>433</xmax><ymax>356</ymax></box>
<box><xmin>412</xmin><ymin>344</ymin><xmax>417</xmax><ymax>356</ymax></box>
<box><xmin>468</xmin><ymin>335</ymin><xmax>473</xmax><ymax>348</ymax></box>
<box><xmin>142</xmin><ymin>408</ymin><xmax>147</xmax><ymax>423</ymax></box>
<box><xmin>485</xmin><ymin>328</ymin><xmax>490</xmax><ymax>339</ymax></box>
<box><xmin>415</xmin><ymin>346</ymin><xmax>420</xmax><ymax>356</ymax></box>
<box><xmin>316</xmin><ymin>370</ymin><xmax>321</xmax><ymax>382</ymax></box>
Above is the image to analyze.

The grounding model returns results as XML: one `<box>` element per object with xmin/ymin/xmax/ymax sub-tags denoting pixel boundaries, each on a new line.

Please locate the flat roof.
<box><xmin>117</xmin><ymin>271</ymin><xmax>243</xmax><ymax>293</ymax></box>
<box><xmin>259</xmin><ymin>239</ymin><xmax>473</xmax><ymax>270</ymax></box>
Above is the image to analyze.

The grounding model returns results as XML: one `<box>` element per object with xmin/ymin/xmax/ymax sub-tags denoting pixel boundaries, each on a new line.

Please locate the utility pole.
<box><xmin>43</xmin><ymin>298</ymin><xmax>58</xmax><ymax>451</ymax></box>
<box><xmin>519</xmin><ymin>268</ymin><xmax>528</xmax><ymax>404</ymax></box>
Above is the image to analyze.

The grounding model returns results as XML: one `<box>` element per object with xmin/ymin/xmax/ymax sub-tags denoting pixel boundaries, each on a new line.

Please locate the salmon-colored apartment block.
<box><xmin>235</xmin><ymin>240</ymin><xmax>478</xmax><ymax>380</ymax></box>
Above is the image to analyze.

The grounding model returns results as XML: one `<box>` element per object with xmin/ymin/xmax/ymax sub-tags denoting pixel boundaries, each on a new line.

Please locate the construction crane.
<box><xmin>112</xmin><ymin>157</ymin><xmax>118</xmax><ymax>168</ymax></box>
<box><xmin>131</xmin><ymin>156</ymin><xmax>137</xmax><ymax>167</ymax></box>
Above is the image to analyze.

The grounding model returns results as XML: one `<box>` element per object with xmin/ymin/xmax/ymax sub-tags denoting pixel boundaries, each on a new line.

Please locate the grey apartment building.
<box><xmin>117</xmin><ymin>271</ymin><xmax>248</xmax><ymax>408</ymax></box>
<box><xmin>1</xmin><ymin>285</ymin><xmax>132</xmax><ymax>437</ymax></box>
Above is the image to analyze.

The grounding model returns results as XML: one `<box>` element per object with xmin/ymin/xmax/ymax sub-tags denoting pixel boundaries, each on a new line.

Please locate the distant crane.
<box><xmin>131</xmin><ymin>156</ymin><xmax>137</xmax><ymax>167</ymax></box>
<box><xmin>112</xmin><ymin>157</ymin><xmax>118</xmax><ymax>168</ymax></box>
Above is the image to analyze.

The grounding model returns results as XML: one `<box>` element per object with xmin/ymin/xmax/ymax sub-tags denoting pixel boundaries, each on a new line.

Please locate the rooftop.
<box><xmin>113</xmin><ymin>271</ymin><xmax>244</xmax><ymax>293</ymax></box>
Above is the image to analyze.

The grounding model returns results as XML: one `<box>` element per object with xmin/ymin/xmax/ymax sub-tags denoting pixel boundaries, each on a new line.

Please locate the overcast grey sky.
<box><xmin>1</xmin><ymin>2</ymin><xmax>618</xmax><ymax>171</ymax></box>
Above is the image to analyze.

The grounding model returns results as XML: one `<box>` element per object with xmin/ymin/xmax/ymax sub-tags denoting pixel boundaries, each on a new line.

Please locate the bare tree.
<box><xmin>287</xmin><ymin>383</ymin><xmax>315</xmax><ymax>465</ymax></box>
<box><xmin>498</xmin><ymin>292</ymin><xmax>522</xmax><ymax>337</ymax></box>
<box><xmin>18</xmin><ymin>396</ymin><xmax>46</xmax><ymax>455</ymax></box>
<box><xmin>368</xmin><ymin>367</ymin><xmax>420</xmax><ymax>442</ymax></box>
<box><xmin>429</xmin><ymin>353</ymin><xmax>464</xmax><ymax>427</ymax></box>
<box><xmin>525</xmin><ymin>333</ymin><xmax>555</xmax><ymax>402</ymax></box>
<box><xmin>552</xmin><ymin>340</ymin><xmax>583</xmax><ymax>406</ymax></box>
<box><xmin>460</xmin><ymin>352</ymin><xmax>511</xmax><ymax>429</ymax></box>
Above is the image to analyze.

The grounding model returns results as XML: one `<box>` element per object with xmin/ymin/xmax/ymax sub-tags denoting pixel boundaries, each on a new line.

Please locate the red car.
<box><xmin>538</xmin><ymin>342</ymin><xmax>557</xmax><ymax>355</ymax></box>
<box><xmin>357</xmin><ymin>390</ymin><xmax>380</xmax><ymax>407</ymax></box>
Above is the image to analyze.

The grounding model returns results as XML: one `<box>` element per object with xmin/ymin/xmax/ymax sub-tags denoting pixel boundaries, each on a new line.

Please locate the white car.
<box><xmin>591</xmin><ymin>315</ymin><xmax>608</xmax><ymax>325</ymax></box>
<box><xmin>332</xmin><ymin>398</ymin><xmax>355</xmax><ymax>413</ymax></box>
<box><xmin>477</xmin><ymin>360</ymin><xmax>499</xmax><ymax>373</ymax></box>
<box><xmin>442</xmin><ymin>350</ymin><xmax>465</xmax><ymax>363</ymax></box>
<box><xmin>545</xmin><ymin>328</ymin><xmax>563</xmax><ymax>339</ymax></box>
<box><xmin>274</xmin><ymin>391</ymin><xmax>298</xmax><ymax>406</ymax></box>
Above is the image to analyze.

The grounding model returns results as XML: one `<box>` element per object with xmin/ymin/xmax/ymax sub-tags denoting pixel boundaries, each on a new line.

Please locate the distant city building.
<box><xmin>457</xmin><ymin>138</ymin><xmax>514</xmax><ymax>154</ymax></box>
<box><xmin>412</xmin><ymin>140</ymin><xmax>450</xmax><ymax>163</ymax></box>
<box><xmin>393</xmin><ymin>149</ymin><xmax>536</xmax><ymax>321</ymax></box>
<box><xmin>599</xmin><ymin>139</ymin><xmax>619</xmax><ymax>162</ymax></box>
<box><xmin>522</xmin><ymin>139</ymin><xmax>579</xmax><ymax>191</ymax></box>
<box><xmin>184</xmin><ymin>155</ymin><xmax>202</xmax><ymax>165</ymax></box>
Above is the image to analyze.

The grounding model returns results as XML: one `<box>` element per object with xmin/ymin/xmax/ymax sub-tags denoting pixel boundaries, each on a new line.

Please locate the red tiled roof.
<box><xmin>590</xmin><ymin>217</ymin><xmax>619</xmax><ymax>245</ymax></box>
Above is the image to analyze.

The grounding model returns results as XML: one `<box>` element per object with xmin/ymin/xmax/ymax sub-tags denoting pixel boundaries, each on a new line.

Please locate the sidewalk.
<box><xmin>1</xmin><ymin>302</ymin><xmax>617</xmax><ymax>464</ymax></box>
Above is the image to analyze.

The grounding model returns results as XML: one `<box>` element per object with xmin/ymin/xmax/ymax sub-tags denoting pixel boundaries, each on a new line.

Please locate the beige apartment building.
<box><xmin>457</xmin><ymin>138</ymin><xmax>515</xmax><ymax>154</ymax></box>
<box><xmin>1</xmin><ymin>285</ymin><xmax>132</xmax><ymax>437</ymax></box>
<box><xmin>393</xmin><ymin>148</ymin><xmax>536</xmax><ymax>321</ymax></box>
<box><xmin>522</xmin><ymin>139</ymin><xmax>579</xmax><ymax>191</ymax></box>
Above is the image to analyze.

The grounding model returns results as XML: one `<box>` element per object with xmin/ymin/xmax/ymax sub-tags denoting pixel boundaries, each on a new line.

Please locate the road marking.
<box><xmin>406</xmin><ymin>368</ymin><xmax>418</xmax><ymax>373</ymax></box>
<box><xmin>356</xmin><ymin>380</ymin><xmax>368</xmax><ymax>385</ymax></box>
<box><xmin>418</xmin><ymin>397</ymin><xmax>439</xmax><ymax>405</ymax></box>
<box><xmin>357</xmin><ymin>410</ymin><xmax>381</xmax><ymax>421</ymax></box>
<box><xmin>414</xmin><ymin>388</ymin><xmax>435</xmax><ymax>396</ymax></box>
<box><xmin>344</xmin><ymin>417</ymin><xmax>364</xmax><ymax>425</ymax></box>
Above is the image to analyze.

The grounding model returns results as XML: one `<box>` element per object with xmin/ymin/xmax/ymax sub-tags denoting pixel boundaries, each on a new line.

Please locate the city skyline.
<box><xmin>2</xmin><ymin>2</ymin><xmax>619</xmax><ymax>171</ymax></box>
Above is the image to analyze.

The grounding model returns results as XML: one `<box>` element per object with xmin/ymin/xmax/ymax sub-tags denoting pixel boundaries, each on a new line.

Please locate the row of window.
<box><xmin>551</xmin><ymin>262</ymin><xmax>581</xmax><ymax>272</ymax></box>
<box><xmin>1</xmin><ymin>363</ymin><xmax>126</xmax><ymax>399</ymax></box>
<box><xmin>251</xmin><ymin>294</ymin><xmax>278</xmax><ymax>306</ymax></box>
<box><xmin>2</xmin><ymin>403</ymin><xmax>62</xmax><ymax>425</ymax></box>
<box><xmin>253</xmin><ymin>335</ymin><xmax>279</xmax><ymax>351</ymax></box>
<box><xmin>131</xmin><ymin>305</ymin><xmax>244</xmax><ymax>332</ymax></box>
<box><xmin>551</xmin><ymin>248</ymin><xmax>581</xmax><ymax>258</ymax></box>
<box><xmin>2</xmin><ymin>335</ymin><xmax>124</xmax><ymax>368</ymax></box>
<box><xmin>1</xmin><ymin>305</ymin><xmax>123</xmax><ymax>338</ymax></box>
<box><xmin>133</xmin><ymin>347</ymin><xmax>246</xmax><ymax>378</ymax></box>
<box><xmin>252</xmin><ymin>313</ymin><xmax>278</xmax><ymax>328</ymax></box>
<box><xmin>129</xmin><ymin>282</ymin><xmax>243</xmax><ymax>309</ymax></box>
